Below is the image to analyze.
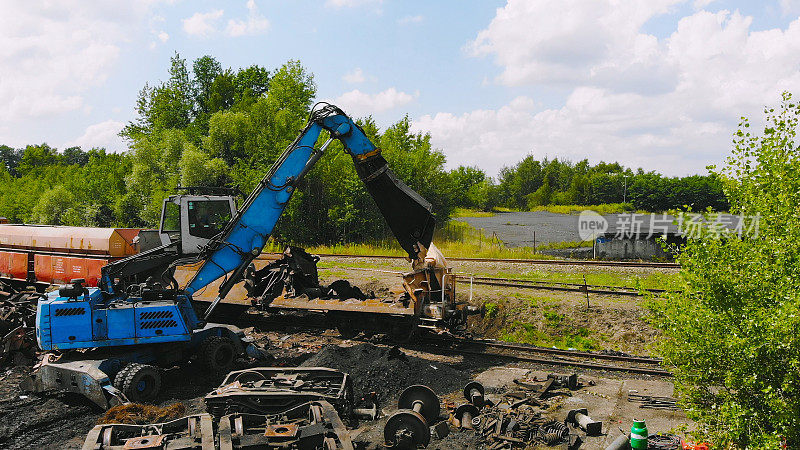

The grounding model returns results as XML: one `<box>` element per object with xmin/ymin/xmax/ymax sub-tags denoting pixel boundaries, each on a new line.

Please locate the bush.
<box><xmin>648</xmin><ymin>93</ymin><xmax>800</xmax><ymax>447</ymax></box>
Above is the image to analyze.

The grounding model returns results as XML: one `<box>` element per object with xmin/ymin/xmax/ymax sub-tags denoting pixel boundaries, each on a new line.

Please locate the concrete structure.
<box><xmin>595</xmin><ymin>213</ymin><xmax>741</xmax><ymax>261</ymax></box>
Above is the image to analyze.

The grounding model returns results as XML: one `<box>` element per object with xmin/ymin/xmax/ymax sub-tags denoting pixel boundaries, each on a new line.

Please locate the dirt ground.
<box><xmin>319</xmin><ymin>256</ymin><xmax>674</xmax><ymax>355</ymax></box>
<box><xmin>0</xmin><ymin>257</ymin><xmax>682</xmax><ymax>449</ymax></box>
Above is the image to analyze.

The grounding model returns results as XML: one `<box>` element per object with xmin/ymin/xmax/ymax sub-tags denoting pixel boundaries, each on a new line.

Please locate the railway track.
<box><xmin>415</xmin><ymin>336</ymin><xmax>671</xmax><ymax>377</ymax></box>
<box><xmin>453</xmin><ymin>275</ymin><xmax>674</xmax><ymax>296</ymax></box>
<box><xmin>238</xmin><ymin>312</ymin><xmax>671</xmax><ymax>377</ymax></box>
<box><xmin>307</xmin><ymin>253</ymin><xmax>680</xmax><ymax>269</ymax></box>
<box><xmin>317</xmin><ymin>266</ymin><xmax>674</xmax><ymax>297</ymax></box>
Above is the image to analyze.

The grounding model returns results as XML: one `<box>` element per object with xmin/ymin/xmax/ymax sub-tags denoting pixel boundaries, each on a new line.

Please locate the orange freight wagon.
<box><xmin>0</xmin><ymin>225</ymin><xmax>142</xmax><ymax>287</ymax></box>
<box><xmin>0</xmin><ymin>250</ymin><xmax>28</xmax><ymax>281</ymax></box>
<box><xmin>34</xmin><ymin>254</ymin><xmax>107</xmax><ymax>286</ymax></box>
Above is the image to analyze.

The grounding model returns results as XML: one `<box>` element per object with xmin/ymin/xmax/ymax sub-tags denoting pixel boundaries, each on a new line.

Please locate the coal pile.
<box><xmin>300</xmin><ymin>343</ymin><xmax>470</xmax><ymax>401</ymax></box>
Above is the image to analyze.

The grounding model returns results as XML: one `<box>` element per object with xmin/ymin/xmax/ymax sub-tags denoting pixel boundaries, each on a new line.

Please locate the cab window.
<box><xmin>187</xmin><ymin>200</ymin><xmax>232</xmax><ymax>239</ymax></box>
<box><xmin>161</xmin><ymin>201</ymin><xmax>180</xmax><ymax>232</ymax></box>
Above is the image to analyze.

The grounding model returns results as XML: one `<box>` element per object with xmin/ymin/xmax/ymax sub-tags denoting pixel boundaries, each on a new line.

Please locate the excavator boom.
<box><xmin>185</xmin><ymin>104</ymin><xmax>435</xmax><ymax>317</ymax></box>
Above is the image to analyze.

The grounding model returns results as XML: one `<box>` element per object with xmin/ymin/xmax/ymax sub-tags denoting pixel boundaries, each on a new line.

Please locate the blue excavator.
<box><xmin>24</xmin><ymin>103</ymin><xmax>436</xmax><ymax>408</ymax></box>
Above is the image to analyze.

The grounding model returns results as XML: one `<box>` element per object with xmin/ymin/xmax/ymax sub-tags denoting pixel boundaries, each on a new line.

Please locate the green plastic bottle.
<box><xmin>630</xmin><ymin>420</ymin><xmax>648</xmax><ymax>449</ymax></box>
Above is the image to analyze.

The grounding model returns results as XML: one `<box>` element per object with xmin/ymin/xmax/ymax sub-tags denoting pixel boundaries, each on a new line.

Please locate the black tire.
<box><xmin>113</xmin><ymin>363</ymin><xmax>161</xmax><ymax>403</ymax></box>
<box><xmin>199</xmin><ymin>335</ymin><xmax>236</xmax><ymax>375</ymax></box>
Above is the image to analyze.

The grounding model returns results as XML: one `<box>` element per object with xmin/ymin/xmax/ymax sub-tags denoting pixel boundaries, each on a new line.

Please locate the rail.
<box><xmin>304</xmin><ymin>253</ymin><xmax>680</xmax><ymax>269</ymax></box>
<box><xmin>316</xmin><ymin>266</ymin><xmax>675</xmax><ymax>297</ymax></box>
<box><xmin>238</xmin><ymin>311</ymin><xmax>672</xmax><ymax>377</ymax></box>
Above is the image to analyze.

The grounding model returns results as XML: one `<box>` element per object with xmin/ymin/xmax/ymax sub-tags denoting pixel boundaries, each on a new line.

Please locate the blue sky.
<box><xmin>2</xmin><ymin>0</ymin><xmax>800</xmax><ymax>177</ymax></box>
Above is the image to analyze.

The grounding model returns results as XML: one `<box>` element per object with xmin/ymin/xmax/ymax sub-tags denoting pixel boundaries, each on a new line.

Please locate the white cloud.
<box><xmin>226</xmin><ymin>0</ymin><xmax>269</xmax><ymax>37</ymax></box>
<box><xmin>693</xmin><ymin>0</ymin><xmax>718</xmax><ymax>8</ymax></box>
<box><xmin>418</xmin><ymin>2</ymin><xmax>800</xmax><ymax>176</ymax></box>
<box><xmin>0</xmin><ymin>1</ymin><xmax>154</xmax><ymax>122</ymax></box>
<box><xmin>334</xmin><ymin>88</ymin><xmax>418</xmax><ymax>116</ymax></box>
<box><xmin>468</xmin><ymin>0</ymin><xmax>684</xmax><ymax>90</ymax></box>
<box><xmin>343</xmin><ymin>68</ymin><xmax>367</xmax><ymax>84</ymax></box>
<box><xmin>157</xmin><ymin>31</ymin><xmax>170</xmax><ymax>42</ymax></box>
<box><xmin>325</xmin><ymin>0</ymin><xmax>382</xmax><ymax>8</ymax></box>
<box><xmin>398</xmin><ymin>15</ymin><xmax>423</xmax><ymax>25</ymax></box>
<box><xmin>182</xmin><ymin>9</ymin><xmax>224</xmax><ymax>37</ymax></box>
<box><xmin>780</xmin><ymin>0</ymin><xmax>800</xmax><ymax>15</ymax></box>
<box><xmin>69</xmin><ymin>120</ymin><xmax>126</xmax><ymax>152</ymax></box>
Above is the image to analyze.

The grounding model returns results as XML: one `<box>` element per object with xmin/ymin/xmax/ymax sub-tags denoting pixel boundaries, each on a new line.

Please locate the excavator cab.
<box><xmin>158</xmin><ymin>191</ymin><xmax>237</xmax><ymax>255</ymax></box>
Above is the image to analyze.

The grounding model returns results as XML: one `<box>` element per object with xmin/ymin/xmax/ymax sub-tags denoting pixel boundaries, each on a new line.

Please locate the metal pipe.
<box><xmin>605</xmin><ymin>433</ymin><xmax>631</xmax><ymax>450</ymax></box>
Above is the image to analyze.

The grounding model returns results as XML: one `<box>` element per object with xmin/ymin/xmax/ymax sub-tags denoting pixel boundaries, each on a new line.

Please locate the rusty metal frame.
<box><xmin>82</xmin><ymin>413</ymin><xmax>215</xmax><ymax>450</ymax></box>
<box><xmin>205</xmin><ymin>367</ymin><xmax>353</xmax><ymax>419</ymax></box>
<box><xmin>217</xmin><ymin>400</ymin><xmax>353</xmax><ymax>450</ymax></box>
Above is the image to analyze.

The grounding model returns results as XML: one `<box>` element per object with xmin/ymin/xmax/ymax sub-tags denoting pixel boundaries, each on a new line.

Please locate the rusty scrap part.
<box><xmin>548</xmin><ymin>373</ymin><xmax>579</xmax><ymax>390</ymax></box>
<box><xmin>0</xmin><ymin>284</ymin><xmax>39</xmax><ymax>366</ymax></box>
<box><xmin>453</xmin><ymin>377</ymin><xmax>581</xmax><ymax>448</ymax></box>
<box><xmin>204</xmin><ymin>367</ymin><xmax>354</xmax><ymax>420</ymax></box>
<box><xmin>566</xmin><ymin>408</ymin><xmax>602</xmax><ymax>436</ymax></box>
<box><xmin>463</xmin><ymin>380</ymin><xmax>486</xmax><ymax>407</ymax></box>
<box><xmin>246</xmin><ymin>246</ymin><xmax>371</xmax><ymax>308</ymax></box>
<box><xmin>82</xmin><ymin>413</ymin><xmax>215</xmax><ymax>450</ymax></box>
<box><xmin>384</xmin><ymin>385</ymin><xmax>440</xmax><ymax>448</ymax></box>
<box><xmin>218</xmin><ymin>400</ymin><xmax>354</xmax><ymax>450</ymax></box>
<box><xmin>454</xmin><ymin>403</ymin><xmax>480</xmax><ymax>429</ymax></box>
<box><xmin>627</xmin><ymin>390</ymin><xmax>680</xmax><ymax>410</ymax></box>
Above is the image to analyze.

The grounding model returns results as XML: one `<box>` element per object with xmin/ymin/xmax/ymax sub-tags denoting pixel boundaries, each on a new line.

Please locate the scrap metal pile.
<box><xmin>442</xmin><ymin>375</ymin><xmax>600</xmax><ymax>449</ymax></box>
<box><xmin>82</xmin><ymin>367</ymin><xmax>356</xmax><ymax>450</ymax></box>
<box><xmin>83</xmin><ymin>400</ymin><xmax>353</xmax><ymax>450</ymax></box>
<box><xmin>244</xmin><ymin>246</ymin><xmax>478</xmax><ymax>341</ymax></box>
<box><xmin>0</xmin><ymin>280</ymin><xmax>39</xmax><ymax>366</ymax></box>
<box><xmin>244</xmin><ymin>247</ymin><xmax>370</xmax><ymax>305</ymax></box>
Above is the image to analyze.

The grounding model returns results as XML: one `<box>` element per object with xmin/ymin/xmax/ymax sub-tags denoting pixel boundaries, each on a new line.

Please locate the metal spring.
<box><xmin>541</xmin><ymin>420</ymin><xmax>569</xmax><ymax>438</ymax></box>
<box><xmin>542</xmin><ymin>432</ymin><xmax>563</xmax><ymax>445</ymax></box>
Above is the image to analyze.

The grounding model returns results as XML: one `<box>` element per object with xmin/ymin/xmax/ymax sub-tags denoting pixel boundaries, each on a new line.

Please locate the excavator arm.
<box><xmin>186</xmin><ymin>103</ymin><xmax>436</xmax><ymax>319</ymax></box>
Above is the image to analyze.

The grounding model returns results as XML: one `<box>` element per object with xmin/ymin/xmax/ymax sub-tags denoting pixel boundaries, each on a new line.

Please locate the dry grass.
<box><xmin>98</xmin><ymin>403</ymin><xmax>187</xmax><ymax>425</ymax></box>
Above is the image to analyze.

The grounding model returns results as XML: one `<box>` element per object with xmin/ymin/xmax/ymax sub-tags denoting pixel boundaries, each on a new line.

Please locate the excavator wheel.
<box><xmin>199</xmin><ymin>335</ymin><xmax>236</xmax><ymax>376</ymax></box>
<box><xmin>114</xmin><ymin>363</ymin><xmax>161</xmax><ymax>403</ymax></box>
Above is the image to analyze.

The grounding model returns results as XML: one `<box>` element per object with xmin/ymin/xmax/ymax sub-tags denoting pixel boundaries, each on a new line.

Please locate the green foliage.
<box><xmin>648</xmin><ymin>93</ymin><xmax>800</xmax><ymax>447</ymax></box>
<box><xmin>493</xmin><ymin>155</ymin><xmax>727</xmax><ymax>212</ymax></box>
<box><xmin>484</xmin><ymin>302</ymin><xmax>499</xmax><ymax>319</ymax></box>
<box><xmin>452</xmin><ymin>208</ymin><xmax>495</xmax><ymax>218</ymax></box>
<box><xmin>542</xmin><ymin>309</ymin><xmax>564</xmax><ymax>326</ymax></box>
<box><xmin>0</xmin><ymin>147</ymin><xmax>130</xmax><ymax>226</ymax></box>
<box><xmin>529</xmin><ymin>203</ymin><xmax>634</xmax><ymax>215</ymax></box>
<box><xmin>500</xmin><ymin>320</ymin><xmax>599</xmax><ymax>351</ymax></box>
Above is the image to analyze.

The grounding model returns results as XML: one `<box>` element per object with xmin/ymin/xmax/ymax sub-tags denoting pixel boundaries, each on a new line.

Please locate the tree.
<box><xmin>648</xmin><ymin>93</ymin><xmax>800</xmax><ymax>447</ymax></box>
<box><xmin>17</xmin><ymin>144</ymin><xmax>59</xmax><ymax>176</ymax></box>
<box><xmin>192</xmin><ymin>55</ymin><xmax>223</xmax><ymax>116</ymax></box>
<box><xmin>30</xmin><ymin>185</ymin><xmax>76</xmax><ymax>225</ymax></box>
<box><xmin>121</xmin><ymin>53</ymin><xmax>194</xmax><ymax>141</ymax></box>
<box><xmin>62</xmin><ymin>146</ymin><xmax>89</xmax><ymax>166</ymax></box>
<box><xmin>449</xmin><ymin>166</ymin><xmax>489</xmax><ymax>209</ymax></box>
<box><xmin>0</xmin><ymin>145</ymin><xmax>22</xmax><ymax>176</ymax></box>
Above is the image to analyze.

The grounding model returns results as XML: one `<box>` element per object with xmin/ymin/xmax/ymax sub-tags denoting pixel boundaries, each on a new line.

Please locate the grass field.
<box><xmin>272</xmin><ymin>220</ymin><xmax>555</xmax><ymax>260</ymax></box>
<box><xmin>529</xmin><ymin>203</ymin><xmax>637</xmax><ymax>215</ymax></box>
